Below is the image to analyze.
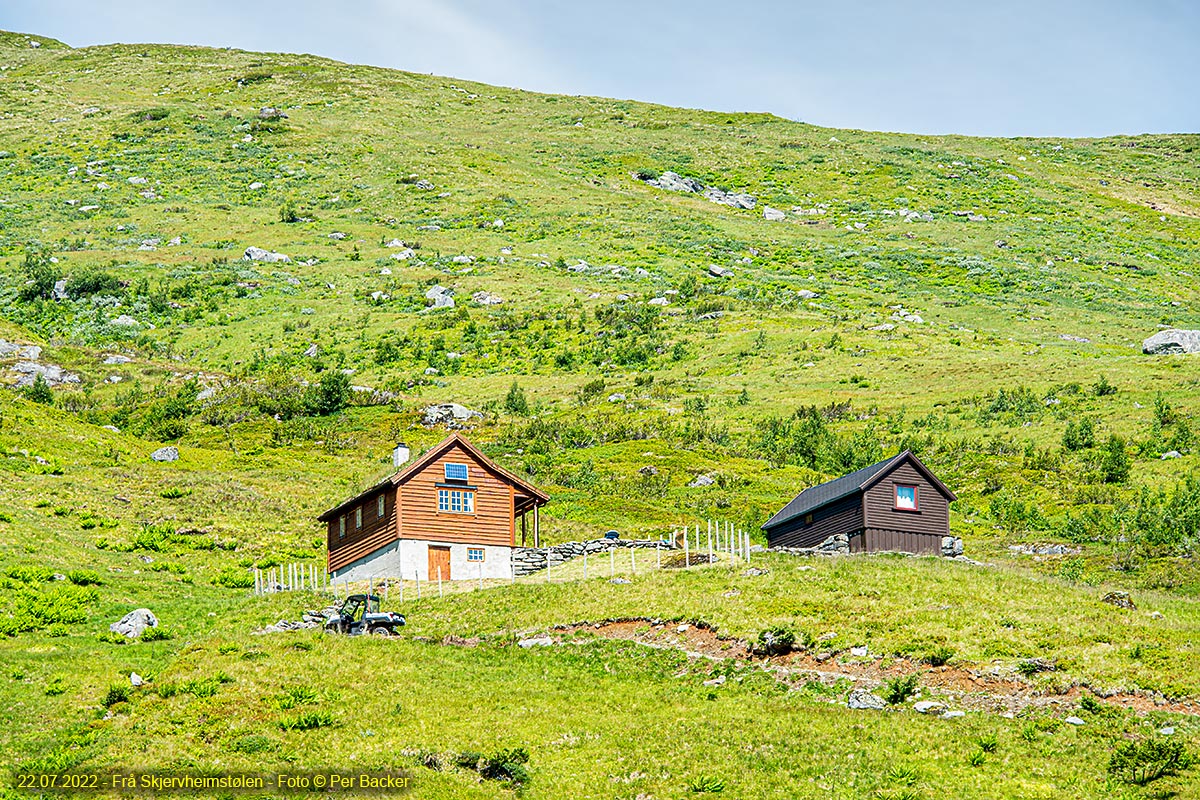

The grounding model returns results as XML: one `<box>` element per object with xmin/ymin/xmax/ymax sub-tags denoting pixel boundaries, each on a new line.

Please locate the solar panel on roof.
<box><xmin>444</xmin><ymin>463</ymin><xmax>469</xmax><ymax>481</ymax></box>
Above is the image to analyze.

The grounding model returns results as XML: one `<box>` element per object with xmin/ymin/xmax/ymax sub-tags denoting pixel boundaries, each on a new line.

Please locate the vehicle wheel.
<box><xmin>369</xmin><ymin>625</ymin><xmax>392</xmax><ymax>637</ymax></box>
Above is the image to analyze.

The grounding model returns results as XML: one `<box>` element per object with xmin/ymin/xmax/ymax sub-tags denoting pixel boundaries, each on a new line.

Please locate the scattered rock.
<box><xmin>1160</xmin><ymin>727</ymin><xmax>1175</xmax><ymax>736</ymax></box>
<box><xmin>248</xmin><ymin>181</ymin><xmax>265</xmax><ymax>191</ymax></box>
<box><xmin>518</xmin><ymin>635</ymin><xmax>553</xmax><ymax>648</ymax></box>
<box><xmin>704</xmin><ymin>188</ymin><xmax>757</xmax><ymax>209</ymax></box>
<box><xmin>1059</xmin><ymin>334</ymin><xmax>1091</xmax><ymax>343</ymax></box>
<box><xmin>111</xmin><ymin>314</ymin><xmax>140</xmax><ymax>328</ymax></box>
<box><xmin>703</xmin><ymin>675</ymin><xmax>727</xmax><ymax>687</ymax></box>
<box><xmin>638</xmin><ymin>465</ymin><xmax>659</xmax><ymax>476</ymax></box>
<box><xmin>914</xmin><ymin>701</ymin><xmax>945</xmax><ymax>714</ymax></box>
<box><xmin>127</xmin><ymin>176</ymin><xmax>148</xmax><ymax>185</ymax></box>
<box><xmin>150</xmin><ymin>446</ymin><xmax>179</xmax><ymax>462</ymax></box>
<box><xmin>850</xmin><ymin>645</ymin><xmax>869</xmax><ymax>658</ymax></box>
<box><xmin>743</xmin><ymin>567</ymin><xmax>769</xmax><ymax>577</ymax></box>
<box><xmin>797</xmin><ymin>289</ymin><xmax>819</xmax><ymax>300</ymax></box>
<box><xmin>303</xmin><ymin>344</ymin><xmax>319</xmax><ymax>358</ymax></box>
<box><xmin>847</xmin><ymin>689</ymin><xmax>886</xmax><ymax>710</ymax></box>
<box><xmin>472</xmin><ymin>290</ymin><xmax>503</xmax><ymax>306</ymax></box>
<box><xmin>0</xmin><ymin>340</ymin><xmax>42</xmax><ymax>360</ymax></box>
<box><xmin>1143</xmin><ymin>329</ymin><xmax>1200</xmax><ymax>355</ymax></box>
<box><xmin>607</xmin><ymin>393</ymin><xmax>626</xmax><ymax>403</ymax></box>
<box><xmin>258</xmin><ymin>107</ymin><xmax>288</xmax><ymax>120</ymax></box>
<box><xmin>763</xmin><ymin>206</ymin><xmax>786</xmax><ymax>221</ymax></box>
<box><xmin>708</xmin><ymin>265</ymin><xmax>733</xmax><ymax>278</ymax></box>
<box><xmin>243</xmin><ymin>246</ymin><xmax>290</xmax><ymax>263</ymax></box>
<box><xmin>941</xmin><ymin>710</ymin><xmax>966</xmax><ymax>719</ymax></box>
<box><xmin>414</xmin><ymin>179</ymin><xmax>435</xmax><ymax>190</ymax></box>
<box><xmin>1064</xmin><ymin>716</ymin><xmax>1085</xmax><ymax>726</ymax></box>
<box><xmin>110</xmin><ymin>608</ymin><xmax>158</xmax><ymax>639</ymax></box>
<box><xmin>422</xmin><ymin>403</ymin><xmax>482</xmax><ymax>427</ymax></box>
<box><xmin>609</xmin><ymin>577</ymin><xmax>632</xmax><ymax>584</ymax></box>
<box><xmin>328</xmin><ymin>231</ymin><xmax>346</xmax><ymax>240</ymax></box>
<box><xmin>10</xmin><ymin>362</ymin><xmax>80</xmax><ymax>387</ymax></box>
<box><xmin>1008</xmin><ymin>543</ymin><xmax>1079</xmax><ymax>557</ymax></box>
<box><xmin>868</xmin><ymin>323</ymin><xmax>896</xmax><ymax>332</ymax></box>
<box><xmin>129</xmin><ymin>672</ymin><xmax>144</xmax><ymax>687</ymax></box>
<box><xmin>1160</xmin><ymin>450</ymin><xmax>1182</xmax><ymax>459</ymax></box>
<box><xmin>647</xmin><ymin>297</ymin><xmax>669</xmax><ymax>306</ymax></box>
<box><xmin>1101</xmin><ymin>591</ymin><xmax>1136</xmax><ymax>610</ymax></box>
<box><xmin>688</xmin><ymin>474</ymin><xmax>716</xmax><ymax>488</ymax></box>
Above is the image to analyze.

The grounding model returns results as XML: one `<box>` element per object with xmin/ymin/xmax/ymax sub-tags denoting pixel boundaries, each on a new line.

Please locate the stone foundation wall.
<box><xmin>511</xmin><ymin>539</ymin><xmax>674</xmax><ymax>577</ymax></box>
<box><xmin>769</xmin><ymin>533</ymin><xmax>850</xmax><ymax>557</ymax></box>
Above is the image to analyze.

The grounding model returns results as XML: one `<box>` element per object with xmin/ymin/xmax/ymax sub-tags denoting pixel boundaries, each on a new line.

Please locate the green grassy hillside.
<box><xmin>0</xmin><ymin>30</ymin><xmax>1198</xmax><ymax>798</ymax></box>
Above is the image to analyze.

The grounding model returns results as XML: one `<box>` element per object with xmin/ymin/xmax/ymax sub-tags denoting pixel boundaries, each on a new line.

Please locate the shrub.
<box><xmin>279</xmin><ymin>201</ymin><xmax>299</xmax><ymax>223</ymax></box>
<box><xmin>1108</xmin><ymin>739</ymin><xmax>1192</xmax><ymax>785</ymax></box>
<box><xmin>688</xmin><ymin>775</ymin><xmax>725</xmax><ymax>793</ymax></box>
<box><xmin>276</xmin><ymin>685</ymin><xmax>320</xmax><ymax>710</ymax></box>
<box><xmin>304</xmin><ymin>370</ymin><xmax>351</xmax><ymax>416</ymax></box>
<box><xmin>65</xmin><ymin>268</ymin><xmax>122</xmax><ymax>297</ymax></box>
<box><xmin>231</xmin><ymin>735</ymin><xmax>274</xmax><ymax>754</ymax></box>
<box><xmin>925</xmin><ymin>646</ymin><xmax>955</xmax><ymax>667</ymax></box>
<box><xmin>66</xmin><ymin>570</ymin><xmax>102</xmax><ymax>586</ymax></box>
<box><xmin>975</xmin><ymin>733</ymin><xmax>999</xmax><ymax>753</ymax></box>
<box><xmin>19</xmin><ymin>247</ymin><xmax>60</xmax><ymax>301</ymax></box>
<box><xmin>24</xmin><ymin>374</ymin><xmax>54</xmax><ymax>405</ymax></box>
<box><xmin>279</xmin><ymin>710</ymin><xmax>334</xmax><ymax>731</ymax></box>
<box><xmin>753</xmin><ymin>626</ymin><xmax>797</xmax><ymax>656</ymax></box>
<box><xmin>214</xmin><ymin>569</ymin><xmax>255</xmax><ymax>589</ymax></box>
<box><xmin>160</xmin><ymin>487</ymin><xmax>190</xmax><ymax>499</ymax></box>
<box><xmin>504</xmin><ymin>381</ymin><xmax>529</xmax><ymax>415</ymax></box>
<box><xmin>1099</xmin><ymin>434</ymin><xmax>1132</xmax><ymax>483</ymax></box>
<box><xmin>1093</xmin><ymin>375</ymin><xmax>1118</xmax><ymax>397</ymax></box>
<box><xmin>880</xmin><ymin>673</ymin><xmax>920</xmax><ymax>704</ymax></box>
<box><xmin>967</xmin><ymin>749</ymin><xmax>986</xmax><ymax>767</ymax></box>
<box><xmin>140</xmin><ymin>626</ymin><xmax>171</xmax><ymax>642</ymax></box>
<box><xmin>103</xmin><ymin>685</ymin><xmax>130</xmax><ymax>707</ymax></box>
<box><xmin>180</xmin><ymin>678</ymin><xmax>220</xmax><ymax>698</ymax></box>
<box><xmin>1062</xmin><ymin>418</ymin><xmax>1095</xmax><ymax>451</ymax></box>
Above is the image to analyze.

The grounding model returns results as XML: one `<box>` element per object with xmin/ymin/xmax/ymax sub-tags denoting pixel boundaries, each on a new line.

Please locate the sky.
<box><xmin>2</xmin><ymin>0</ymin><xmax>1198</xmax><ymax>138</ymax></box>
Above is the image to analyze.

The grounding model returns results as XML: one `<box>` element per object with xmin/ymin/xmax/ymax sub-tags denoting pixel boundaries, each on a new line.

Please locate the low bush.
<box><xmin>103</xmin><ymin>685</ymin><xmax>130</xmax><ymax>707</ymax></box>
<box><xmin>925</xmin><ymin>645</ymin><xmax>955</xmax><ymax>667</ymax></box>
<box><xmin>1108</xmin><ymin>738</ymin><xmax>1192</xmax><ymax>785</ymax></box>
<box><xmin>279</xmin><ymin>710</ymin><xmax>334</xmax><ymax>731</ymax></box>
<box><xmin>880</xmin><ymin>673</ymin><xmax>920</xmax><ymax>704</ymax></box>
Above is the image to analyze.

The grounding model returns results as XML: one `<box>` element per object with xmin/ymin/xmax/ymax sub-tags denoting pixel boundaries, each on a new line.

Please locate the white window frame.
<box><xmin>355</xmin><ymin>506</ymin><xmax>363</xmax><ymax>528</ymax></box>
<box><xmin>377</xmin><ymin>495</ymin><xmax>385</xmax><ymax>518</ymax></box>
<box><xmin>437</xmin><ymin>488</ymin><xmax>475</xmax><ymax>514</ymax></box>
<box><xmin>467</xmin><ymin>547</ymin><xmax>485</xmax><ymax>563</ymax></box>
<box><xmin>338</xmin><ymin>515</ymin><xmax>345</xmax><ymax>538</ymax></box>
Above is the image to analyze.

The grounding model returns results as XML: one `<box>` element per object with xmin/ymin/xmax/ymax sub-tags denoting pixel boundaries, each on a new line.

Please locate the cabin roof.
<box><xmin>761</xmin><ymin>450</ymin><xmax>955</xmax><ymax>531</ymax></box>
<box><xmin>317</xmin><ymin>432</ymin><xmax>548</xmax><ymax>521</ymax></box>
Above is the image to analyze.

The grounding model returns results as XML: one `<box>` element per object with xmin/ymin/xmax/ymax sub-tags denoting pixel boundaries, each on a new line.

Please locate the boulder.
<box><xmin>914</xmin><ymin>701</ymin><xmax>945</xmax><ymax>714</ymax></box>
<box><xmin>647</xmin><ymin>297</ymin><xmax>669</xmax><ymax>306</ymax></box>
<box><xmin>0</xmin><ymin>341</ymin><xmax>42</xmax><ymax>360</ymax></box>
<box><xmin>425</xmin><ymin>285</ymin><xmax>455</xmax><ymax>309</ymax></box>
<box><xmin>517</xmin><ymin>635</ymin><xmax>553</xmax><ymax>648</ymax></box>
<box><xmin>102</xmin><ymin>354</ymin><xmax>132</xmax><ymax>365</ymax></box>
<box><xmin>940</xmin><ymin>536</ymin><xmax>964</xmax><ymax>558</ymax></box>
<box><xmin>303</xmin><ymin>344</ymin><xmax>319</xmax><ymax>358</ymax></box>
<box><xmin>258</xmin><ymin>107</ymin><xmax>288</xmax><ymax>120</ymax></box>
<box><xmin>248</xmin><ymin>181</ymin><xmax>265</xmax><ymax>191</ymax></box>
<box><xmin>414</xmin><ymin>179</ymin><xmax>435</xmax><ymax>190</ymax></box>
<box><xmin>111</xmin><ymin>315</ymin><xmax>140</xmax><ymax>328</ymax></box>
<box><xmin>703</xmin><ymin>675</ymin><xmax>727</xmax><ymax>687</ymax></box>
<box><xmin>422</xmin><ymin>403</ymin><xmax>482</xmax><ymax>427</ymax></box>
<box><xmin>1143</xmin><ymin>329</ymin><xmax>1200</xmax><ymax>355</ymax></box>
<box><xmin>110</xmin><ymin>608</ymin><xmax>158</xmax><ymax>638</ymax></box>
<box><xmin>763</xmin><ymin>206</ymin><xmax>786</xmax><ymax>221</ymax></box>
<box><xmin>1064</xmin><ymin>716</ymin><xmax>1085</xmax><ymax>726</ymax></box>
<box><xmin>129</xmin><ymin>672</ymin><xmax>144</xmax><ymax>687</ymax></box>
<box><xmin>688</xmin><ymin>474</ymin><xmax>716</xmax><ymax>488</ymax></box>
<box><xmin>1101</xmin><ymin>591</ymin><xmax>1136</xmax><ymax>610</ymax></box>
<box><xmin>797</xmin><ymin>289</ymin><xmax>819</xmax><ymax>299</ymax></box>
<box><xmin>243</xmin><ymin>246</ymin><xmax>290</xmax><ymax>263</ymax></box>
<box><xmin>941</xmin><ymin>710</ymin><xmax>966</xmax><ymax>719</ymax></box>
<box><xmin>11</xmin><ymin>362</ymin><xmax>80</xmax><ymax>388</ymax></box>
<box><xmin>847</xmin><ymin>689</ymin><xmax>886</xmax><ymax>710</ymax></box>
<box><xmin>1161</xmin><ymin>450</ymin><xmax>1182</xmax><ymax>459</ymax></box>
<box><xmin>708</xmin><ymin>265</ymin><xmax>733</xmax><ymax>278</ymax></box>
<box><xmin>646</xmin><ymin>171</ymin><xmax>703</xmax><ymax>193</ymax></box>
<box><xmin>150</xmin><ymin>446</ymin><xmax>179</xmax><ymax>462</ymax></box>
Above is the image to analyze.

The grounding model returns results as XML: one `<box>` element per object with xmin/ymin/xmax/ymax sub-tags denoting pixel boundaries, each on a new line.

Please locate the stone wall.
<box><xmin>769</xmin><ymin>533</ymin><xmax>965</xmax><ymax>558</ymax></box>
<box><xmin>769</xmin><ymin>533</ymin><xmax>849</xmax><ymax>557</ymax></box>
<box><xmin>511</xmin><ymin>538</ymin><xmax>674</xmax><ymax>577</ymax></box>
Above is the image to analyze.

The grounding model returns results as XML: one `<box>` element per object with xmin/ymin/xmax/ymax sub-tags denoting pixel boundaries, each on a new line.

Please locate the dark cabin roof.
<box><xmin>317</xmin><ymin>432</ymin><xmax>549</xmax><ymax>522</ymax></box>
<box><xmin>761</xmin><ymin>450</ymin><xmax>955</xmax><ymax>531</ymax></box>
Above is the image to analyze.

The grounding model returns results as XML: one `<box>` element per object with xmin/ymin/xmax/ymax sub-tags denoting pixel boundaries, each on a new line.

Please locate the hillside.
<box><xmin>0</xmin><ymin>30</ymin><xmax>1198</xmax><ymax>798</ymax></box>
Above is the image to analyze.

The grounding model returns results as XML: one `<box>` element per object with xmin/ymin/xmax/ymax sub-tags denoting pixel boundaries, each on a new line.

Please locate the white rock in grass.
<box><xmin>130</xmin><ymin>672</ymin><xmax>144</xmax><ymax>687</ymax></box>
<box><xmin>914</xmin><ymin>701</ymin><xmax>944</xmax><ymax>714</ymax></box>
<box><xmin>150</xmin><ymin>446</ymin><xmax>178</xmax><ymax>462</ymax></box>
<box><xmin>763</xmin><ymin>206</ymin><xmax>786</xmax><ymax>221</ymax></box>
<box><xmin>1064</xmin><ymin>716</ymin><xmax>1085</xmax><ymax>726</ymax></box>
<box><xmin>847</xmin><ymin>689</ymin><xmax>886</xmax><ymax>710</ymax></box>
<box><xmin>941</xmin><ymin>710</ymin><xmax>965</xmax><ymax>719</ymax></box>
<box><xmin>518</xmin><ymin>635</ymin><xmax>553</xmax><ymax>648</ymax></box>
<box><xmin>110</xmin><ymin>608</ymin><xmax>158</xmax><ymax>638</ymax></box>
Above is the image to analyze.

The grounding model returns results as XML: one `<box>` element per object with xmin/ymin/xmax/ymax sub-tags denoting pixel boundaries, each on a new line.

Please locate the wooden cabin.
<box><xmin>761</xmin><ymin>450</ymin><xmax>956</xmax><ymax>555</ymax></box>
<box><xmin>317</xmin><ymin>433</ymin><xmax>549</xmax><ymax>582</ymax></box>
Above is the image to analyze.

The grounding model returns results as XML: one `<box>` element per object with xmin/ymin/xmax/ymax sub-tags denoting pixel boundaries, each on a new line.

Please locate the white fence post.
<box><xmin>683</xmin><ymin>528</ymin><xmax>689</xmax><ymax>567</ymax></box>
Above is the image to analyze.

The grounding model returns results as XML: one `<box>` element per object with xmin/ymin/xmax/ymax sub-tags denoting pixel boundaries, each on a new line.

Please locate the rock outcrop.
<box><xmin>1143</xmin><ymin>329</ymin><xmax>1200</xmax><ymax>355</ymax></box>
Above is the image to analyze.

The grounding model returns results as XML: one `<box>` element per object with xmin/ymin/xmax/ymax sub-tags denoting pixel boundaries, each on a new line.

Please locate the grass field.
<box><xmin>0</xmin><ymin>28</ymin><xmax>1198</xmax><ymax>798</ymax></box>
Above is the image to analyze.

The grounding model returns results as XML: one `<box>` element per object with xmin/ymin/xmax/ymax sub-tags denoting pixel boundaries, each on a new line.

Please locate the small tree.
<box><xmin>19</xmin><ymin>247</ymin><xmax>60</xmax><ymax>301</ymax></box>
<box><xmin>24</xmin><ymin>373</ymin><xmax>54</xmax><ymax>405</ymax></box>
<box><xmin>1062</xmin><ymin>418</ymin><xmax>1095</xmax><ymax>451</ymax></box>
<box><xmin>503</xmin><ymin>381</ymin><xmax>529</xmax><ymax>415</ymax></box>
<box><xmin>305</xmin><ymin>370</ymin><xmax>351</xmax><ymax>416</ymax></box>
<box><xmin>1100</xmin><ymin>434</ymin><xmax>1132</xmax><ymax>483</ymax></box>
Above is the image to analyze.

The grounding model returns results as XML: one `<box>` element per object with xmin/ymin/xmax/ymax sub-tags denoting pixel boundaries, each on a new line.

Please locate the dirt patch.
<box><xmin>551</xmin><ymin>617</ymin><xmax>1200</xmax><ymax>718</ymax></box>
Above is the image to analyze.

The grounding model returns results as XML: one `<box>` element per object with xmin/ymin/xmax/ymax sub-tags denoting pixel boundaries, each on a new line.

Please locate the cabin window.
<box><xmin>355</xmin><ymin>507</ymin><xmax>363</xmax><ymax>528</ymax></box>
<box><xmin>894</xmin><ymin>484</ymin><xmax>919</xmax><ymax>511</ymax></box>
<box><xmin>467</xmin><ymin>547</ymin><xmax>485</xmax><ymax>562</ymax></box>
<box><xmin>444</xmin><ymin>462</ymin><xmax>469</xmax><ymax>482</ymax></box>
<box><xmin>377</xmin><ymin>495</ymin><xmax>385</xmax><ymax>518</ymax></box>
<box><xmin>804</xmin><ymin>513</ymin><xmax>813</xmax><ymax>525</ymax></box>
<box><xmin>338</xmin><ymin>515</ymin><xmax>345</xmax><ymax>538</ymax></box>
<box><xmin>437</xmin><ymin>488</ymin><xmax>475</xmax><ymax>514</ymax></box>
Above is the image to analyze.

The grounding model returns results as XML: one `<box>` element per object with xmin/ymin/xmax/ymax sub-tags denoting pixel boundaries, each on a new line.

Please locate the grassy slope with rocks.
<box><xmin>0</xmin><ymin>30</ymin><xmax>1198</xmax><ymax>798</ymax></box>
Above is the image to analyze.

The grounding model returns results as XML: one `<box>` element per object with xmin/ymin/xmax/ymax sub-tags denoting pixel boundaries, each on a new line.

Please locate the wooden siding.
<box><xmin>328</xmin><ymin>487</ymin><xmax>397</xmax><ymax>572</ymax></box>
<box><xmin>862</xmin><ymin>460</ymin><xmax>950</xmax><ymax>538</ymax></box>
<box><xmin>767</xmin><ymin>493</ymin><xmax>863</xmax><ymax>548</ymax></box>
<box><xmin>397</xmin><ymin>441</ymin><xmax>516</xmax><ymax>547</ymax></box>
<box><xmin>852</xmin><ymin>528</ymin><xmax>942</xmax><ymax>555</ymax></box>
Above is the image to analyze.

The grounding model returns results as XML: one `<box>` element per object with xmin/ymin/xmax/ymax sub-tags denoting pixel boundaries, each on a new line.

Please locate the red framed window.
<box><xmin>894</xmin><ymin>484</ymin><xmax>919</xmax><ymax>511</ymax></box>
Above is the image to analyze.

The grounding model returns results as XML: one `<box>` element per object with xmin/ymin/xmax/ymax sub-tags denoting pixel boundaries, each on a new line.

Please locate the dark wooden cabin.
<box><xmin>761</xmin><ymin>451</ymin><xmax>956</xmax><ymax>555</ymax></box>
